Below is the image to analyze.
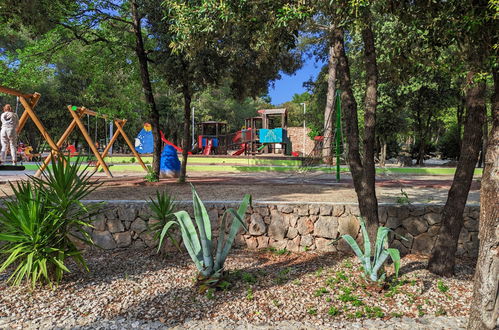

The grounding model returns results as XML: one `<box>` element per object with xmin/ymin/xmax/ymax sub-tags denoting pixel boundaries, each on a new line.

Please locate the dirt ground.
<box><xmin>0</xmin><ymin>170</ymin><xmax>481</xmax><ymax>204</ymax></box>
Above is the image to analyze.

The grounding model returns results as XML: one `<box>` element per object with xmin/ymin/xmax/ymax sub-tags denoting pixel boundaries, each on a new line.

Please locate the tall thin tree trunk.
<box><xmin>428</xmin><ymin>72</ymin><xmax>486</xmax><ymax>276</ymax></box>
<box><xmin>380</xmin><ymin>137</ymin><xmax>387</xmax><ymax>167</ymax></box>
<box><xmin>478</xmin><ymin>109</ymin><xmax>488</xmax><ymax>167</ymax></box>
<box><xmin>335</xmin><ymin>24</ymin><xmax>379</xmax><ymax>243</ymax></box>
<box><xmin>179</xmin><ymin>83</ymin><xmax>191</xmax><ymax>182</ymax></box>
<box><xmin>131</xmin><ymin>0</ymin><xmax>161</xmax><ymax>178</ymax></box>
<box><xmin>467</xmin><ymin>68</ymin><xmax>499</xmax><ymax>330</ymax></box>
<box><xmin>322</xmin><ymin>25</ymin><xmax>338</xmax><ymax>162</ymax></box>
<box><xmin>361</xmin><ymin>16</ymin><xmax>380</xmax><ymax>241</ymax></box>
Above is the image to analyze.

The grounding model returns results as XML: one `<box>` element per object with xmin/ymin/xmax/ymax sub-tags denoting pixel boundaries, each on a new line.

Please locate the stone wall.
<box><xmin>287</xmin><ymin>127</ymin><xmax>315</xmax><ymax>156</ymax></box>
<box><xmin>83</xmin><ymin>201</ymin><xmax>480</xmax><ymax>258</ymax></box>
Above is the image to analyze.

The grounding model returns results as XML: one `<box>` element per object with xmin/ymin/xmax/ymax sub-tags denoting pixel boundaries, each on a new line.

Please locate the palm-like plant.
<box><xmin>341</xmin><ymin>219</ymin><xmax>406</xmax><ymax>282</ymax></box>
<box><xmin>0</xmin><ymin>156</ymin><xmax>101</xmax><ymax>287</ymax></box>
<box><xmin>148</xmin><ymin>190</ymin><xmax>179</xmax><ymax>251</ymax></box>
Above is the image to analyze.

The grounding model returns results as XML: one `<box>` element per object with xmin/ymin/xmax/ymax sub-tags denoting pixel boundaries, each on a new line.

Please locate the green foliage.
<box><xmin>328</xmin><ymin>306</ymin><xmax>340</xmax><ymax>316</ymax></box>
<box><xmin>241</xmin><ymin>272</ymin><xmax>257</xmax><ymax>284</ymax></box>
<box><xmin>314</xmin><ymin>287</ymin><xmax>329</xmax><ymax>297</ymax></box>
<box><xmin>341</xmin><ymin>219</ymin><xmax>405</xmax><ymax>282</ymax></box>
<box><xmin>396</xmin><ymin>189</ymin><xmax>411</xmax><ymax>205</ymax></box>
<box><xmin>147</xmin><ymin>191</ymin><xmax>179</xmax><ymax>252</ymax></box>
<box><xmin>307</xmin><ymin>308</ymin><xmax>317</xmax><ymax>315</ymax></box>
<box><xmin>165</xmin><ymin>185</ymin><xmax>251</xmax><ymax>281</ymax></box>
<box><xmin>364</xmin><ymin>306</ymin><xmax>384</xmax><ymax>318</ymax></box>
<box><xmin>246</xmin><ymin>287</ymin><xmax>254</xmax><ymax>300</ymax></box>
<box><xmin>144</xmin><ymin>166</ymin><xmax>159</xmax><ymax>182</ymax></box>
<box><xmin>0</xmin><ymin>157</ymin><xmax>101</xmax><ymax>287</ymax></box>
<box><xmin>436</xmin><ymin>280</ymin><xmax>449</xmax><ymax>293</ymax></box>
<box><xmin>437</xmin><ymin>124</ymin><xmax>461</xmax><ymax>160</ymax></box>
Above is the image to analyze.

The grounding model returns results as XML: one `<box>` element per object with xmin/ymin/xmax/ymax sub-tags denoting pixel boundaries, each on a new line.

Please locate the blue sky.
<box><xmin>268</xmin><ymin>57</ymin><xmax>326</xmax><ymax>105</ymax></box>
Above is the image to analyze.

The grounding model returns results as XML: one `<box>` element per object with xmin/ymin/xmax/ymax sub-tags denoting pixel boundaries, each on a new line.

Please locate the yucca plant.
<box><xmin>0</xmin><ymin>156</ymin><xmax>101</xmax><ymax>287</ymax></box>
<box><xmin>157</xmin><ymin>185</ymin><xmax>251</xmax><ymax>290</ymax></box>
<box><xmin>341</xmin><ymin>219</ymin><xmax>406</xmax><ymax>282</ymax></box>
<box><xmin>147</xmin><ymin>190</ymin><xmax>179</xmax><ymax>251</ymax></box>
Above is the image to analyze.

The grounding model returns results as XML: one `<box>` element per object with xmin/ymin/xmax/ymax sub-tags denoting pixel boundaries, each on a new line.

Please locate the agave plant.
<box><xmin>157</xmin><ymin>185</ymin><xmax>251</xmax><ymax>286</ymax></box>
<box><xmin>0</xmin><ymin>156</ymin><xmax>101</xmax><ymax>287</ymax></box>
<box><xmin>341</xmin><ymin>219</ymin><xmax>406</xmax><ymax>282</ymax></box>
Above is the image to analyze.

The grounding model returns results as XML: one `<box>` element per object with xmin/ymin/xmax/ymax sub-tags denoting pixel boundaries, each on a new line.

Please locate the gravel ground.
<box><xmin>0</xmin><ymin>249</ymin><xmax>474</xmax><ymax>329</ymax></box>
<box><xmin>0</xmin><ymin>171</ymin><xmax>481</xmax><ymax>204</ymax></box>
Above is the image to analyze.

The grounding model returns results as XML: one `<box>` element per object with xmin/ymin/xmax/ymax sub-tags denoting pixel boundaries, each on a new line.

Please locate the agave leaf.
<box><xmin>157</xmin><ymin>220</ymin><xmax>177</xmax><ymax>252</ymax></box>
<box><xmin>387</xmin><ymin>248</ymin><xmax>401</xmax><ymax>278</ymax></box>
<box><xmin>374</xmin><ymin>226</ymin><xmax>390</xmax><ymax>263</ymax></box>
<box><xmin>174</xmin><ymin>211</ymin><xmax>204</xmax><ymax>273</ymax></box>
<box><xmin>370</xmin><ymin>250</ymin><xmax>389</xmax><ymax>282</ymax></box>
<box><xmin>219</xmin><ymin>195</ymin><xmax>251</xmax><ymax>263</ymax></box>
<box><xmin>191</xmin><ymin>184</ymin><xmax>213</xmax><ymax>274</ymax></box>
<box><xmin>359</xmin><ymin>219</ymin><xmax>372</xmax><ymax>271</ymax></box>
<box><xmin>214</xmin><ymin>212</ymin><xmax>229</xmax><ymax>272</ymax></box>
<box><xmin>218</xmin><ymin>208</ymin><xmax>244</xmax><ymax>267</ymax></box>
<box><xmin>341</xmin><ymin>234</ymin><xmax>364</xmax><ymax>260</ymax></box>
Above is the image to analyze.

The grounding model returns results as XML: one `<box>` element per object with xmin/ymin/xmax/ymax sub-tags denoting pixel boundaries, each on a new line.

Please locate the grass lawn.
<box><xmin>22</xmin><ymin>162</ymin><xmax>483</xmax><ymax>175</ymax></box>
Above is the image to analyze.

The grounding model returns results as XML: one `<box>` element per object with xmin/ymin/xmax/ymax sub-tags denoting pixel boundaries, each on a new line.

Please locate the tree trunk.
<box><xmin>322</xmin><ymin>25</ymin><xmax>338</xmax><ymax>162</ymax></box>
<box><xmin>467</xmin><ymin>68</ymin><xmax>499</xmax><ymax>330</ymax></box>
<box><xmin>335</xmin><ymin>25</ymin><xmax>379</xmax><ymax>243</ymax></box>
<box><xmin>361</xmin><ymin>16</ymin><xmax>380</xmax><ymax>241</ymax></box>
<box><xmin>478</xmin><ymin>109</ymin><xmax>489</xmax><ymax>168</ymax></box>
<box><xmin>428</xmin><ymin>72</ymin><xmax>486</xmax><ymax>276</ymax></box>
<box><xmin>179</xmin><ymin>83</ymin><xmax>191</xmax><ymax>182</ymax></box>
<box><xmin>380</xmin><ymin>137</ymin><xmax>387</xmax><ymax>167</ymax></box>
<box><xmin>131</xmin><ymin>0</ymin><xmax>161</xmax><ymax>178</ymax></box>
<box><xmin>457</xmin><ymin>94</ymin><xmax>465</xmax><ymax>152</ymax></box>
<box><xmin>415</xmin><ymin>104</ymin><xmax>424</xmax><ymax>166</ymax></box>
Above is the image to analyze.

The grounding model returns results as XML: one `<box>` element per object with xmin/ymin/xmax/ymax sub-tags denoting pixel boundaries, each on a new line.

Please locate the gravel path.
<box><xmin>0</xmin><ymin>171</ymin><xmax>481</xmax><ymax>204</ymax></box>
<box><xmin>0</xmin><ymin>249</ymin><xmax>474</xmax><ymax>329</ymax></box>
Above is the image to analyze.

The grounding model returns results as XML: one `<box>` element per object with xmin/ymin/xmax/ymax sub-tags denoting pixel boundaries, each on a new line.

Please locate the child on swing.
<box><xmin>1</xmin><ymin>104</ymin><xmax>19</xmax><ymax>165</ymax></box>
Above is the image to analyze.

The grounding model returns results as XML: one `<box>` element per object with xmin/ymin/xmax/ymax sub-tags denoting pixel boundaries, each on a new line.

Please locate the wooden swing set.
<box><xmin>0</xmin><ymin>85</ymin><xmax>146</xmax><ymax>178</ymax></box>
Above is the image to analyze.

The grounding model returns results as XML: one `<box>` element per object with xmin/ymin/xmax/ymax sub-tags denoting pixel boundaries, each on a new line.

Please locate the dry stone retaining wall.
<box><xmin>84</xmin><ymin>201</ymin><xmax>480</xmax><ymax>258</ymax></box>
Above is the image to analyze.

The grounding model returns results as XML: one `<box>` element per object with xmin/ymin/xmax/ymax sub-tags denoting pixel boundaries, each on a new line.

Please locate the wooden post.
<box><xmin>17</xmin><ymin>93</ymin><xmax>41</xmax><ymax>133</ymax></box>
<box><xmin>114</xmin><ymin>119</ymin><xmax>148</xmax><ymax>171</ymax></box>
<box><xmin>0</xmin><ymin>85</ymin><xmax>33</xmax><ymax>98</ymax></box>
<box><xmin>69</xmin><ymin>108</ymin><xmax>113</xmax><ymax>178</ymax></box>
<box><xmin>18</xmin><ymin>96</ymin><xmax>61</xmax><ymax>177</ymax></box>
<box><xmin>34</xmin><ymin>112</ymin><xmax>80</xmax><ymax>177</ymax></box>
<box><xmin>92</xmin><ymin>124</ymin><xmax>121</xmax><ymax>172</ymax></box>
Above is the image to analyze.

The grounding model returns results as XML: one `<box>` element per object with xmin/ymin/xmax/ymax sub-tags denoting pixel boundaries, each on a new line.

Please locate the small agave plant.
<box><xmin>341</xmin><ymin>219</ymin><xmax>406</xmax><ymax>282</ymax></box>
<box><xmin>157</xmin><ymin>184</ymin><xmax>251</xmax><ymax>291</ymax></box>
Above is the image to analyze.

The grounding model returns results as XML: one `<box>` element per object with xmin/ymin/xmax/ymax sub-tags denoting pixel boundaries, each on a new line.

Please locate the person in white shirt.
<box><xmin>1</xmin><ymin>104</ymin><xmax>20</xmax><ymax>165</ymax></box>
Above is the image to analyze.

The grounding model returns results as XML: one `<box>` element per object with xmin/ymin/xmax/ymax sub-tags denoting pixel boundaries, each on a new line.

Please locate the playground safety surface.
<box><xmin>0</xmin><ymin>170</ymin><xmax>480</xmax><ymax>204</ymax></box>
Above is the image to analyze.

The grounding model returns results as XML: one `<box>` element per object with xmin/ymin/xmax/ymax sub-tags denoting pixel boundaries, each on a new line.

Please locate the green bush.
<box><xmin>147</xmin><ymin>191</ymin><xmax>179</xmax><ymax>251</ymax></box>
<box><xmin>144</xmin><ymin>165</ymin><xmax>159</xmax><ymax>182</ymax></box>
<box><xmin>437</xmin><ymin>124</ymin><xmax>461</xmax><ymax>160</ymax></box>
<box><xmin>0</xmin><ymin>157</ymin><xmax>101</xmax><ymax>287</ymax></box>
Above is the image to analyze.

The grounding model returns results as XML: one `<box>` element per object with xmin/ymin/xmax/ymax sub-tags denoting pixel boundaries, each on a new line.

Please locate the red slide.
<box><xmin>202</xmin><ymin>139</ymin><xmax>213</xmax><ymax>155</ymax></box>
<box><xmin>160</xmin><ymin>131</ymin><xmax>192</xmax><ymax>155</ymax></box>
<box><xmin>232</xmin><ymin>143</ymin><xmax>246</xmax><ymax>156</ymax></box>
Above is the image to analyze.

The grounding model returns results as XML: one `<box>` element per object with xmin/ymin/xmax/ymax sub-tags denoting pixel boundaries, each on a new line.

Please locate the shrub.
<box><xmin>144</xmin><ymin>165</ymin><xmax>159</xmax><ymax>182</ymax></box>
<box><xmin>0</xmin><ymin>157</ymin><xmax>101</xmax><ymax>287</ymax></box>
<box><xmin>147</xmin><ymin>191</ymin><xmax>179</xmax><ymax>251</ymax></box>
<box><xmin>341</xmin><ymin>219</ymin><xmax>405</xmax><ymax>282</ymax></box>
